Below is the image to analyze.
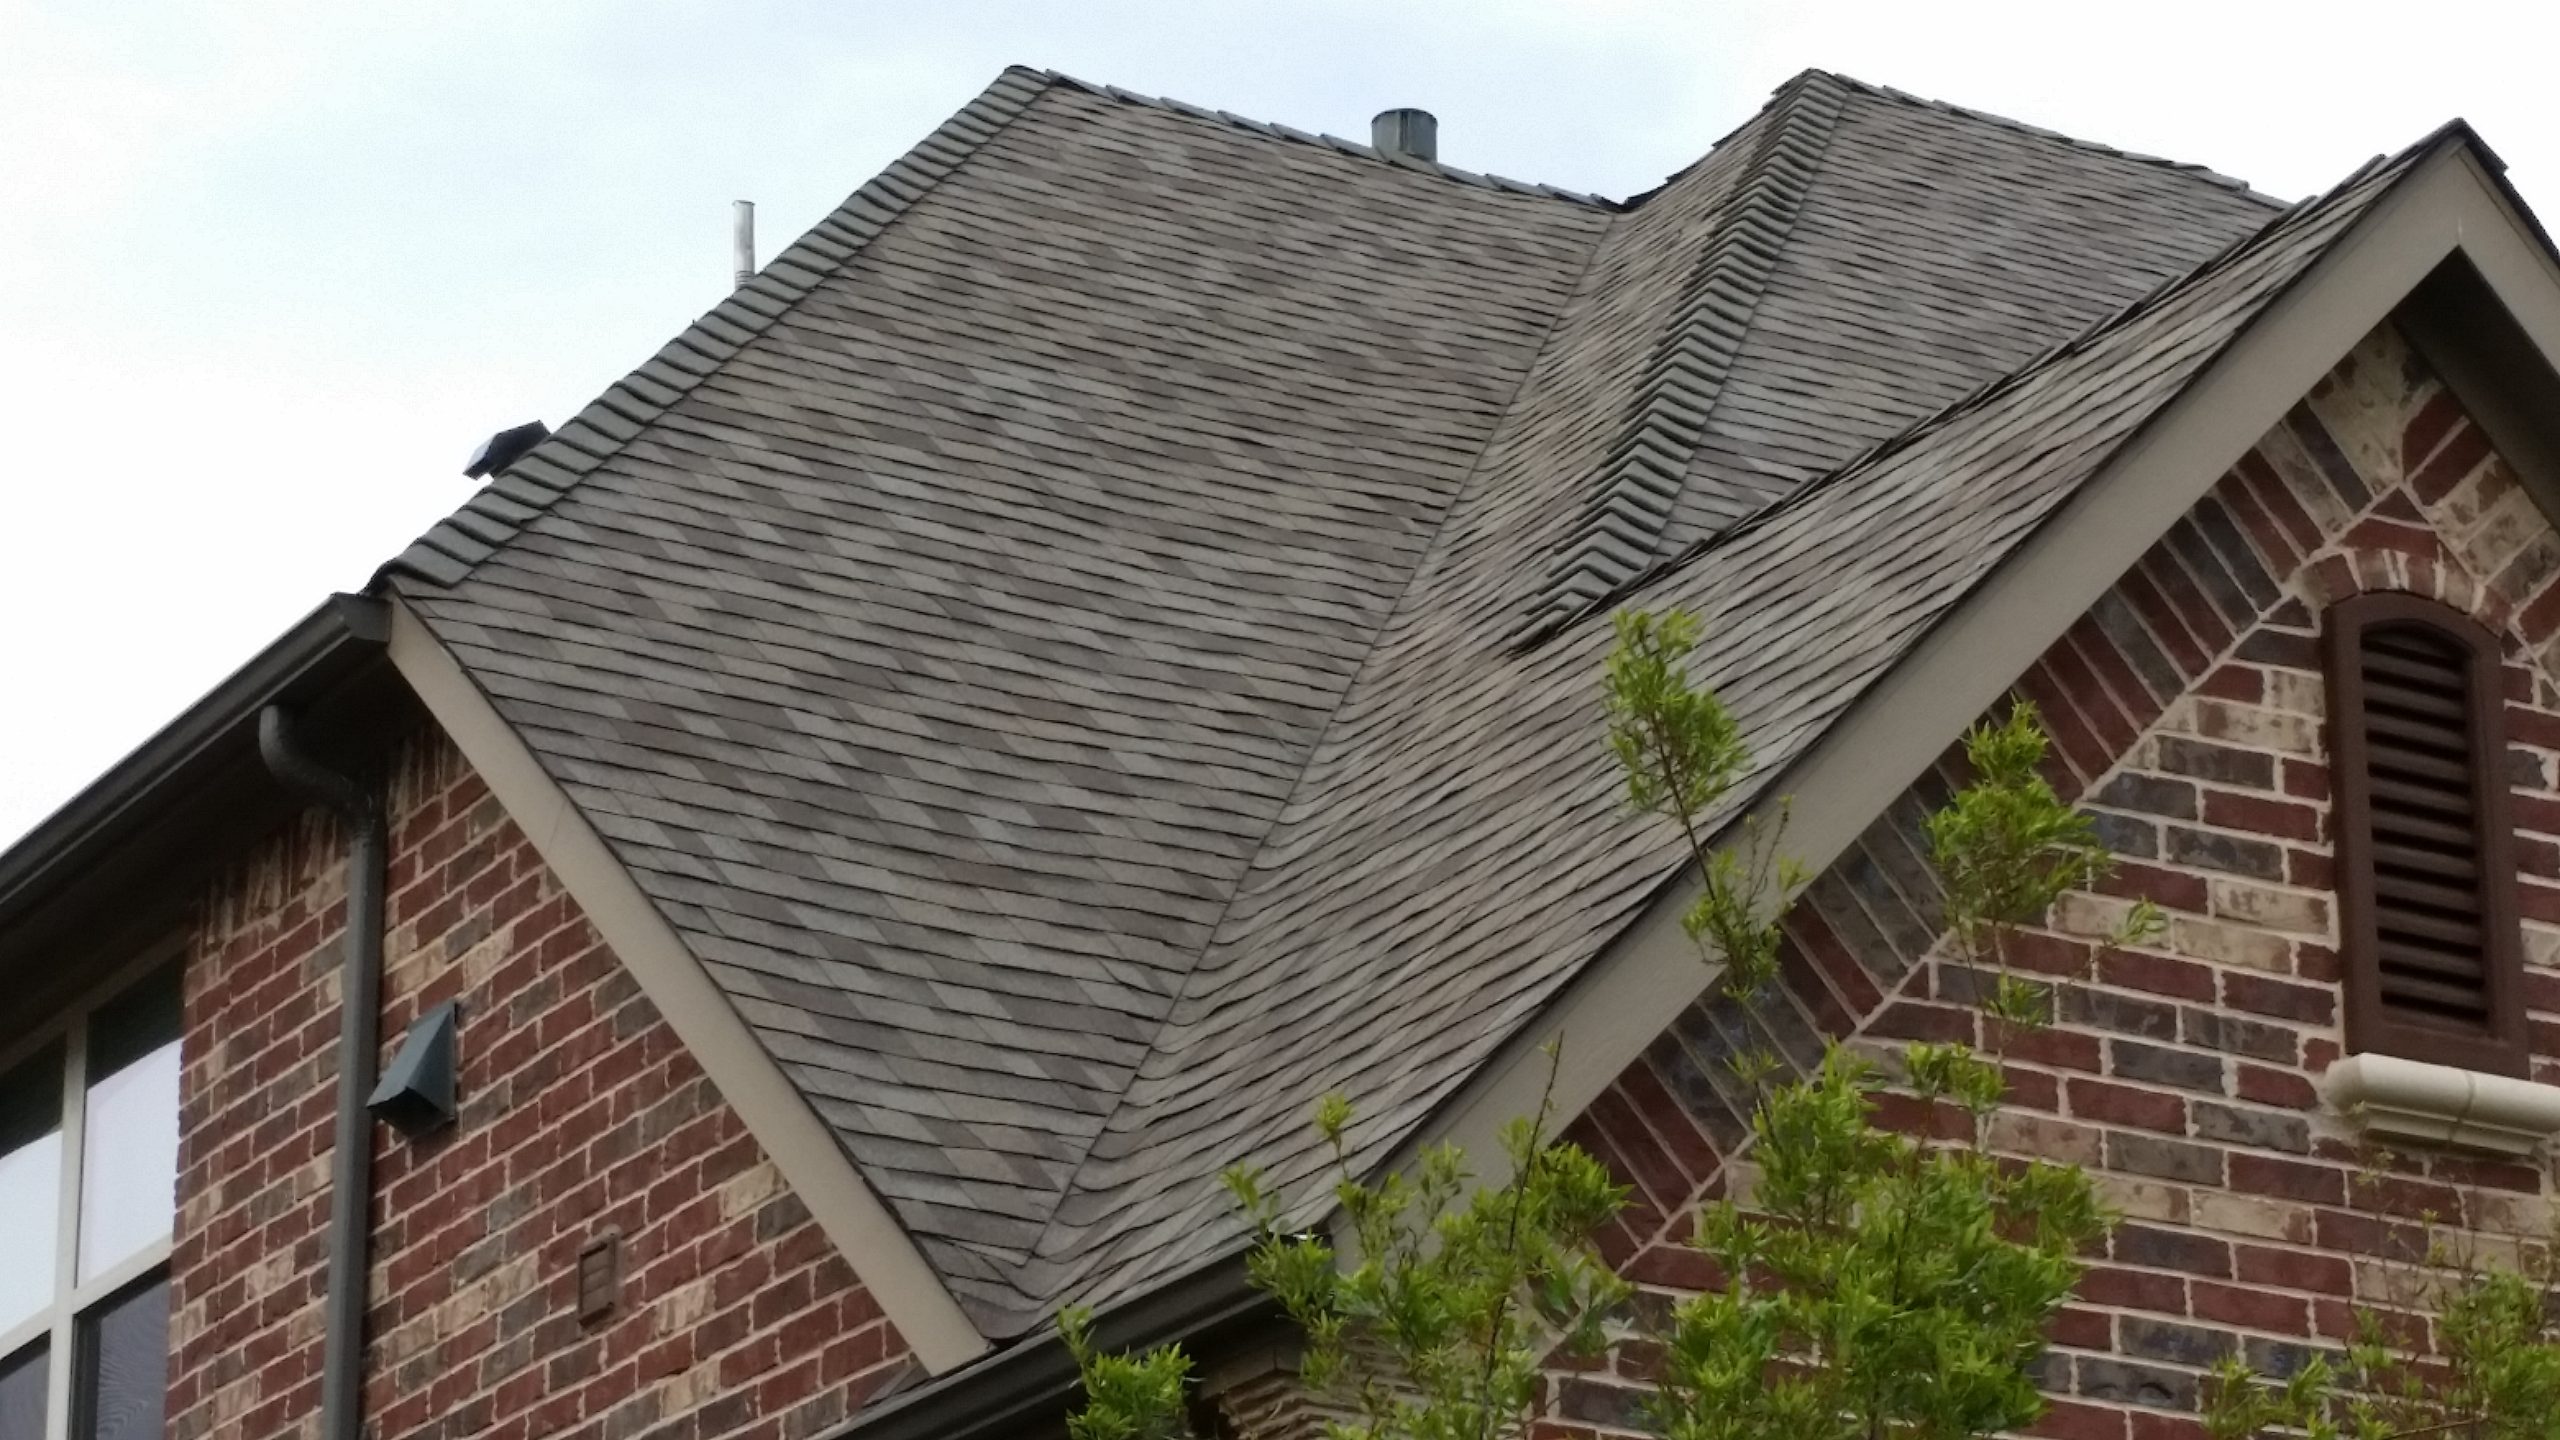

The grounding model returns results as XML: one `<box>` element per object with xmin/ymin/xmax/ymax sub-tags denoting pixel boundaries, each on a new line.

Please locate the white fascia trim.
<box><xmin>1423</xmin><ymin>146</ymin><xmax>2560</xmax><ymax>1184</ymax></box>
<box><xmin>386</xmin><ymin>600</ymin><xmax>988</xmax><ymax>1372</ymax></box>
<box><xmin>2324</xmin><ymin>1052</ymin><xmax>2560</xmax><ymax>1156</ymax></box>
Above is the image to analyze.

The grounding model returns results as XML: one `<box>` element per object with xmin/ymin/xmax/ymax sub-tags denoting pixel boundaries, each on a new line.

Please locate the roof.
<box><xmin>367</xmin><ymin>63</ymin><xmax>2409</xmax><ymax>1337</ymax></box>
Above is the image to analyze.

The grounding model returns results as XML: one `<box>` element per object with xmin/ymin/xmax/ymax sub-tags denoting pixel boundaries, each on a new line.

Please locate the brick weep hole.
<box><xmin>172</xmin><ymin>735</ymin><xmax>915</xmax><ymax>1440</ymax></box>
<box><xmin>1542</xmin><ymin>322</ymin><xmax>2560</xmax><ymax>1440</ymax></box>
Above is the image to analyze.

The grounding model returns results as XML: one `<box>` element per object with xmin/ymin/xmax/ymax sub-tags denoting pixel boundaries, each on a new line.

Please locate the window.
<box><xmin>2324</xmin><ymin>593</ymin><xmax>2528</xmax><ymax>1076</ymax></box>
<box><xmin>0</xmin><ymin>956</ymin><xmax>180</xmax><ymax>1440</ymax></box>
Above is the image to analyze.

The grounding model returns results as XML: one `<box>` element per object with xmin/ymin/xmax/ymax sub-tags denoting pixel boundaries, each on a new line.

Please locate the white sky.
<box><xmin>0</xmin><ymin>0</ymin><xmax>2554</xmax><ymax>845</ymax></box>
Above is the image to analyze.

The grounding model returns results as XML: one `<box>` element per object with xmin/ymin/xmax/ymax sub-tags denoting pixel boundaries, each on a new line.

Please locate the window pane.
<box><xmin>0</xmin><ymin>1047</ymin><xmax>63</xmax><ymax>1335</ymax></box>
<box><xmin>84</xmin><ymin>970</ymin><xmax>178</xmax><ymax>1085</ymax></box>
<box><xmin>79</xmin><ymin>971</ymin><xmax>180</xmax><ymax>1283</ymax></box>
<box><xmin>0</xmin><ymin>1340</ymin><xmax>46</xmax><ymax>1440</ymax></box>
<box><xmin>77</xmin><ymin>1274</ymin><xmax>165</xmax><ymax>1440</ymax></box>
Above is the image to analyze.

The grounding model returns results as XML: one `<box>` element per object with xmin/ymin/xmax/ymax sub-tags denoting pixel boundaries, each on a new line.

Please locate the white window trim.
<box><xmin>0</xmin><ymin>934</ymin><xmax>184</xmax><ymax>1440</ymax></box>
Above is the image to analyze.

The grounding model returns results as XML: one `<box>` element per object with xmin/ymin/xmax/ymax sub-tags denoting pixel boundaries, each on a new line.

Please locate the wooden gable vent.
<box><xmin>2323</xmin><ymin>592</ymin><xmax>2528</xmax><ymax>1076</ymax></box>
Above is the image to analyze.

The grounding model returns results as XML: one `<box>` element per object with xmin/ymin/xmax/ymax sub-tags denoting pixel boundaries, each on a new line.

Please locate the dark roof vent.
<box><xmin>1371</xmin><ymin>108</ymin><xmax>1437</xmax><ymax>163</ymax></box>
<box><xmin>463</xmin><ymin>420</ymin><xmax>550</xmax><ymax>479</ymax></box>
<box><xmin>368</xmin><ymin>1000</ymin><xmax>460</xmax><ymax>1136</ymax></box>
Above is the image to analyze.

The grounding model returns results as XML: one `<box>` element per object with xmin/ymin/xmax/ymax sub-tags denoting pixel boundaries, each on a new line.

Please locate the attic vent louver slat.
<box><xmin>2324</xmin><ymin>593</ymin><xmax>2528</xmax><ymax>1077</ymax></box>
<box><xmin>2363</xmin><ymin>626</ymin><xmax>2482</xmax><ymax>1018</ymax></box>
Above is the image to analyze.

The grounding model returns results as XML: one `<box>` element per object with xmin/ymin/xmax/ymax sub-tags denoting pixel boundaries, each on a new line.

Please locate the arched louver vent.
<box><xmin>2324</xmin><ymin>593</ymin><xmax>2527</xmax><ymax>1076</ymax></box>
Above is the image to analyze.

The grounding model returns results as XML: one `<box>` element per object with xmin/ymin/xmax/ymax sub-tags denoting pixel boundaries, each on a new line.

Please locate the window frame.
<box><xmin>2323</xmin><ymin>591</ymin><xmax>2530</xmax><ymax>1077</ymax></box>
<box><xmin>0</xmin><ymin>937</ymin><xmax>182</xmax><ymax>1440</ymax></box>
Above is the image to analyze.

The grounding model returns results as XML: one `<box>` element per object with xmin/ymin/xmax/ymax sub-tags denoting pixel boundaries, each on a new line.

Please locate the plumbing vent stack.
<box><xmin>734</xmin><ymin>199</ymin><xmax>756</xmax><ymax>289</ymax></box>
<box><xmin>1371</xmin><ymin>108</ymin><xmax>1437</xmax><ymax>163</ymax></box>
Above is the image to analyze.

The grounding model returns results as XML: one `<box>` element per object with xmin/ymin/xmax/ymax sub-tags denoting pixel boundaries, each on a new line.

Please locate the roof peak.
<box><xmin>1624</xmin><ymin>68</ymin><xmax>2282</xmax><ymax>213</ymax></box>
<box><xmin>1538</xmin><ymin>120</ymin><xmax>2474</xmax><ymax>637</ymax></box>
<box><xmin>1797</xmin><ymin>67</ymin><xmax>2288</xmax><ymax>205</ymax></box>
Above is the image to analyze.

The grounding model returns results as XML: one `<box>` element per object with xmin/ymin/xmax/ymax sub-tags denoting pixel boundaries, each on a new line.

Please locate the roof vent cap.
<box><xmin>464</xmin><ymin>420</ymin><xmax>549</xmax><ymax>479</ymax></box>
<box><xmin>1371</xmin><ymin>108</ymin><xmax>1437</xmax><ymax>163</ymax></box>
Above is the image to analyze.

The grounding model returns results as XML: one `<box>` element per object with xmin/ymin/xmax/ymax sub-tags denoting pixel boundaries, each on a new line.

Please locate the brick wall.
<box><xmin>171</xmin><ymin>731</ymin><xmax>916</xmax><ymax>1440</ymax></box>
<box><xmin>1546</xmin><ymin>322</ymin><xmax>2560</xmax><ymax>1437</ymax></box>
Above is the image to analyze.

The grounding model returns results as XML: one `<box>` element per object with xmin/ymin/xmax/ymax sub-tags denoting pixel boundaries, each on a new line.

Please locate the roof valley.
<box><xmin>1541</xmin><ymin>178</ymin><xmax>2334</xmax><ymax>633</ymax></box>
<box><xmin>974</xmin><ymin>75</ymin><xmax>2321</xmax><ymax>1323</ymax></box>
<box><xmin>933</xmin><ymin>162</ymin><xmax>1636</xmax><ymax>1328</ymax></box>
<box><xmin>1527</xmin><ymin>72</ymin><xmax>1849</xmax><ymax>631</ymax></box>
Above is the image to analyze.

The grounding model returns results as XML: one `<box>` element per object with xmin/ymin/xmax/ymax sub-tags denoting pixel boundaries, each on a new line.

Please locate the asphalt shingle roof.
<box><xmin>1529</xmin><ymin>70</ymin><xmax>2278</xmax><ymax>625</ymax></box>
<box><xmin>1031</xmin><ymin>140</ymin><xmax>2417</xmax><ymax>1323</ymax></box>
<box><xmin>383</xmin><ymin>64</ymin><xmax>2422</xmax><ymax>1333</ymax></box>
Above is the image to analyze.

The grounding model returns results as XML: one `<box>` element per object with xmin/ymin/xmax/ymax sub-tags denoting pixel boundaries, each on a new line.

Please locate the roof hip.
<box><xmin>1525</xmin><ymin>129</ymin><xmax>2465</xmax><ymax>643</ymax></box>
<box><xmin>380</xmin><ymin>66</ymin><xmax>1055</xmax><ymax>590</ymax></box>
<box><xmin>1529</xmin><ymin>70</ymin><xmax>1850</xmax><ymax>628</ymax></box>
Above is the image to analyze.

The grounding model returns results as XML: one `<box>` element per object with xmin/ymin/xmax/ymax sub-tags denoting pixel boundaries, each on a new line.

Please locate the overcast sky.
<box><xmin>0</xmin><ymin>0</ymin><xmax>2554</xmax><ymax>844</ymax></box>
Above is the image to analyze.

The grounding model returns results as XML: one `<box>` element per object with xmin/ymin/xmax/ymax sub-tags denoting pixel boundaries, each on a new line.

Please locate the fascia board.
<box><xmin>384</xmin><ymin>599</ymin><xmax>988</xmax><ymax>1373</ymax></box>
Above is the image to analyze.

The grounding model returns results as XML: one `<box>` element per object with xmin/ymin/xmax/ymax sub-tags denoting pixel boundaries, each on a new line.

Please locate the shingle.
<box><xmin>378</xmin><ymin>63</ymin><xmax>2436</xmax><ymax>1337</ymax></box>
<box><xmin>397</xmin><ymin>68</ymin><xmax>1604</xmax><ymax>1325</ymax></box>
<box><xmin>1014</xmin><ymin>121</ymin><xmax>2418</xmax><ymax>1330</ymax></box>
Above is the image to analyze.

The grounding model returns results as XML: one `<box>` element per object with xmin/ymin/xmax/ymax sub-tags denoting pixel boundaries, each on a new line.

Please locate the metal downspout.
<box><xmin>259</xmin><ymin>706</ymin><xmax>382</xmax><ymax>1440</ymax></box>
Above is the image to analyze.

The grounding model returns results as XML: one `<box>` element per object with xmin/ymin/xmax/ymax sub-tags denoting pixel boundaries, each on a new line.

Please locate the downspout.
<box><xmin>259</xmin><ymin>705</ymin><xmax>383</xmax><ymax>1440</ymax></box>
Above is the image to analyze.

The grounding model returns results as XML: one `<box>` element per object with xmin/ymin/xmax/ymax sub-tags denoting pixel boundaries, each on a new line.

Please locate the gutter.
<box><xmin>0</xmin><ymin>593</ymin><xmax>388</xmax><ymax>930</ymax></box>
<box><xmin>832</xmin><ymin>1246</ymin><xmax>1272</xmax><ymax>1440</ymax></box>
<box><xmin>0</xmin><ymin>590</ymin><xmax>394</xmax><ymax>1440</ymax></box>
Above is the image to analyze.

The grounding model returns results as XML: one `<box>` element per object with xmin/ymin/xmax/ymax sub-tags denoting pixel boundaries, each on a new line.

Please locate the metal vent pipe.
<box><xmin>1371</xmin><ymin>108</ymin><xmax>1437</xmax><ymax>162</ymax></box>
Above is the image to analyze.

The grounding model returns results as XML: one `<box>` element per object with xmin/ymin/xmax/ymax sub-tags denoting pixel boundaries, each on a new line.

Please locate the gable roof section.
<box><xmin>996</xmin><ymin>128</ymin><xmax>2439</xmax><ymax>1332</ymax></box>
<box><xmin>1429</xmin><ymin>130</ymin><xmax>2552</xmax><ymax>1241</ymax></box>
<box><xmin>368</xmin><ymin>67</ymin><xmax>2453</xmax><ymax>1342</ymax></box>
<box><xmin>1523</xmin><ymin>71</ymin><xmax>2280</xmax><ymax>627</ymax></box>
<box><xmin>388</xmin><ymin>67</ymin><xmax>1609</xmax><ymax>1319</ymax></box>
<box><xmin>1656</xmin><ymin>77</ymin><xmax>2283</xmax><ymax>545</ymax></box>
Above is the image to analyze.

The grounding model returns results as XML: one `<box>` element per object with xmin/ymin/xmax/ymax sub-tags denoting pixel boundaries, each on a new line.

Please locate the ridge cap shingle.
<box><xmin>1808</xmin><ymin>68</ymin><xmax>2292</xmax><ymax>208</ymax></box>
<box><xmin>1032</xmin><ymin>69</ymin><xmax>1622</xmax><ymax>209</ymax></box>
<box><xmin>1526</xmin><ymin>122</ymin><xmax>2459</xmax><ymax>642</ymax></box>
<box><xmin>1626</xmin><ymin>68</ymin><xmax>2290</xmax><ymax>213</ymax></box>
<box><xmin>1527</xmin><ymin>70</ymin><xmax>1851</xmax><ymax>628</ymax></box>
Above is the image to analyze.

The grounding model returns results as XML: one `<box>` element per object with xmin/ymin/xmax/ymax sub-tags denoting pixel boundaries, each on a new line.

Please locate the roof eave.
<box><xmin>0</xmin><ymin>594</ymin><xmax>396</xmax><ymax>1025</ymax></box>
<box><xmin>831</xmin><ymin>1245</ymin><xmax>1271</xmax><ymax>1440</ymax></box>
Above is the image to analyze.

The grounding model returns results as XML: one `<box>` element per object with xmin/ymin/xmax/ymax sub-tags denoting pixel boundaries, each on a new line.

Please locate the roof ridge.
<box><xmin>1526</xmin><ymin>70</ymin><xmax>1850</xmax><ymax>629</ymax></box>
<box><xmin>379</xmin><ymin>66</ymin><xmax>1056</xmax><ymax>589</ymax></box>
<box><xmin>1810</xmin><ymin>69</ymin><xmax>2291</xmax><ymax>207</ymax></box>
<box><xmin>1033</xmin><ymin>69</ymin><xmax>1620</xmax><ymax>210</ymax></box>
<box><xmin>1525</xmin><ymin>127</ymin><xmax>2449</xmax><ymax>641</ymax></box>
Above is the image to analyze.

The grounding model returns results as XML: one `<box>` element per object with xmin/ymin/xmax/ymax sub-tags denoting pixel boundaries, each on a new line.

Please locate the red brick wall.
<box><xmin>171</xmin><ymin>732</ymin><xmax>916</xmax><ymax>1440</ymax></box>
<box><xmin>1548</xmin><ymin>323</ymin><xmax>2560</xmax><ymax>1437</ymax></box>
